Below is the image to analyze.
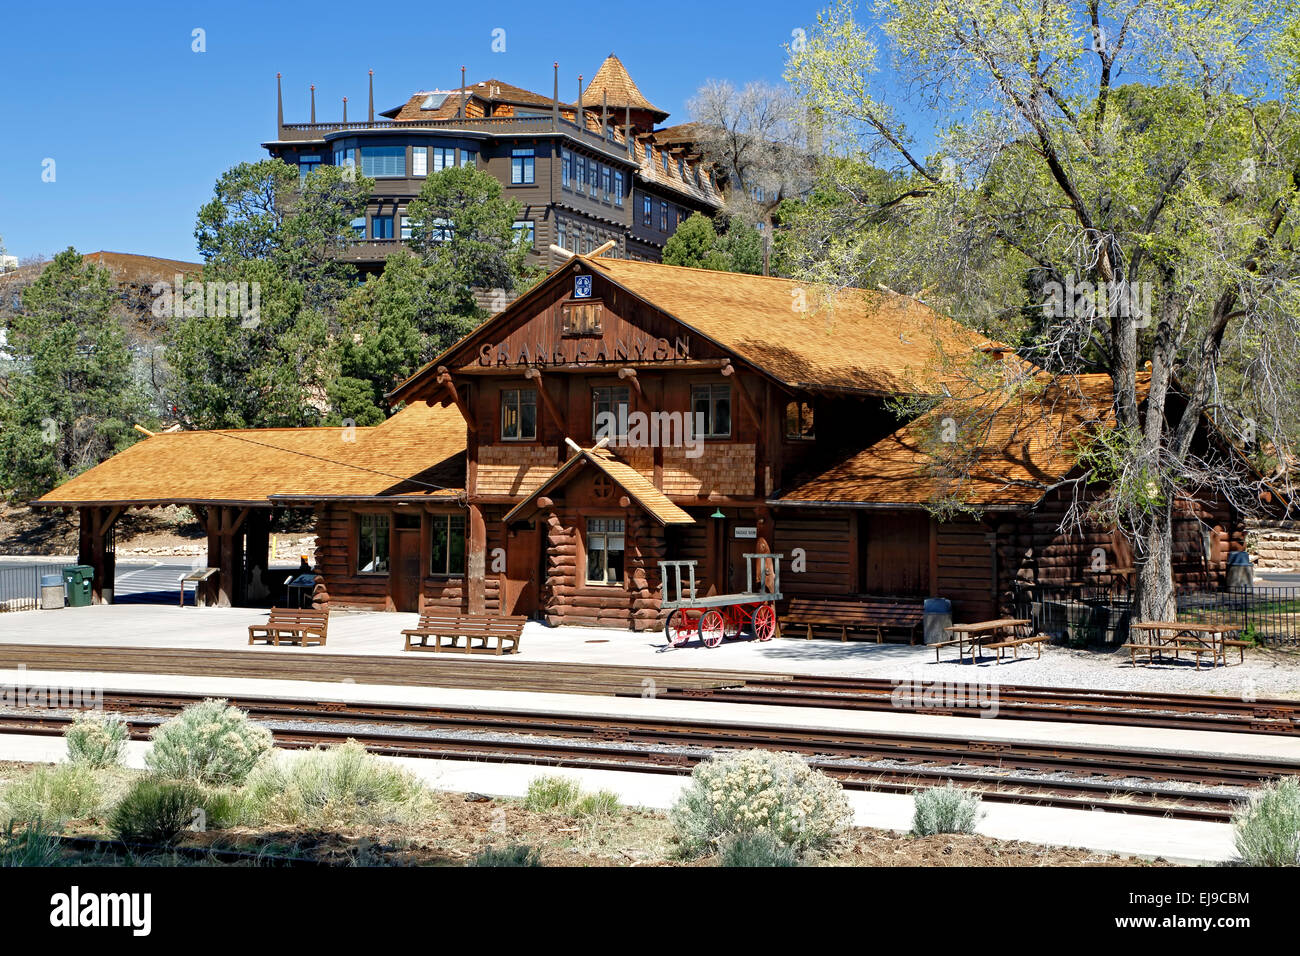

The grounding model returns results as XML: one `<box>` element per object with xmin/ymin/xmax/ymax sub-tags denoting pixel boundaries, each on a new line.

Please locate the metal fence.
<box><xmin>0</xmin><ymin>564</ymin><xmax>69</xmax><ymax>613</ymax></box>
<box><xmin>1013</xmin><ymin>583</ymin><xmax>1300</xmax><ymax>646</ymax></box>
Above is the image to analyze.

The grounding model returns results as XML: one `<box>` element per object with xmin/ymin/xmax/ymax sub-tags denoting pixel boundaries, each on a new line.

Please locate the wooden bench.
<box><xmin>402</xmin><ymin>612</ymin><xmax>526</xmax><ymax>655</ymax></box>
<box><xmin>983</xmin><ymin>634</ymin><xmax>1049</xmax><ymax>662</ymax></box>
<box><xmin>1221</xmin><ymin>638</ymin><xmax>1251</xmax><ymax>663</ymax></box>
<box><xmin>781</xmin><ymin>596</ymin><xmax>924</xmax><ymax>644</ymax></box>
<box><xmin>1121</xmin><ymin>639</ymin><xmax>1221</xmax><ymax>669</ymax></box>
<box><xmin>248</xmin><ymin>607</ymin><xmax>329</xmax><ymax>647</ymax></box>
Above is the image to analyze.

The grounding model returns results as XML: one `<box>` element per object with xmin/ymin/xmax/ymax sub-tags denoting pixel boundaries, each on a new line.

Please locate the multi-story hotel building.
<box><xmin>262</xmin><ymin>54</ymin><xmax>723</xmax><ymax>273</ymax></box>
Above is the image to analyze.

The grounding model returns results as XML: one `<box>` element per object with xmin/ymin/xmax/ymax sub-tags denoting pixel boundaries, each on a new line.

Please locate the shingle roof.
<box><xmin>776</xmin><ymin>373</ymin><xmax>1127</xmax><ymax>509</ymax></box>
<box><xmin>580</xmin><ymin>54</ymin><xmax>668</xmax><ymax>121</ymax></box>
<box><xmin>34</xmin><ymin>401</ymin><xmax>466</xmax><ymax>507</ymax></box>
<box><xmin>583</xmin><ymin>257</ymin><xmax>993</xmax><ymax>394</ymax></box>
<box><xmin>504</xmin><ymin>446</ymin><xmax>694</xmax><ymax>526</ymax></box>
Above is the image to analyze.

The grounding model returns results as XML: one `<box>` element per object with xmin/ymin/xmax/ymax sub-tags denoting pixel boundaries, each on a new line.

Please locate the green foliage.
<box><xmin>64</xmin><ymin>712</ymin><xmax>129</xmax><ymax>769</ymax></box>
<box><xmin>663</xmin><ymin>213</ymin><xmax>765</xmax><ymax>274</ymax></box>
<box><xmin>1233</xmin><ymin>776</ymin><xmax>1300</xmax><ymax>866</ymax></box>
<box><xmin>717</xmin><ymin>831</ymin><xmax>800</xmax><ymax>867</ymax></box>
<box><xmin>670</xmin><ymin>749</ymin><xmax>852</xmax><ymax>858</ymax></box>
<box><xmin>239</xmin><ymin>740</ymin><xmax>428</xmax><ymax>826</ymax></box>
<box><xmin>468</xmin><ymin>844</ymin><xmax>542</xmax><ymax>867</ymax></box>
<box><xmin>1</xmin><ymin>763</ymin><xmax>105</xmax><ymax>825</ymax></box>
<box><xmin>109</xmin><ymin>777</ymin><xmax>205</xmax><ymax>845</ymax></box>
<box><xmin>0</xmin><ymin>820</ymin><xmax>62</xmax><ymax>867</ymax></box>
<box><xmin>522</xmin><ymin>775</ymin><xmax>583</xmax><ymax>812</ymax></box>
<box><xmin>912</xmin><ymin>785</ymin><xmax>982</xmax><ymax>836</ymax></box>
<box><xmin>144</xmin><ymin>698</ymin><xmax>273</xmax><ymax>787</ymax></box>
<box><xmin>0</xmin><ymin>248</ymin><xmax>149</xmax><ymax>499</ymax></box>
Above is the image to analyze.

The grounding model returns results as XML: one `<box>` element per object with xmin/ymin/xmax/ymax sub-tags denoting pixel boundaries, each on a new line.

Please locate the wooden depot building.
<box><xmin>35</xmin><ymin>252</ymin><xmax>1251</xmax><ymax>630</ymax></box>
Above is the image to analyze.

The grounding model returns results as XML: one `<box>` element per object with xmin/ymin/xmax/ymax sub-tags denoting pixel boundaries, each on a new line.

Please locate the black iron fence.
<box><xmin>1013</xmin><ymin>583</ymin><xmax>1300</xmax><ymax>646</ymax></box>
<box><xmin>0</xmin><ymin>564</ymin><xmax>69</xmax><ymax>613</ymax></box>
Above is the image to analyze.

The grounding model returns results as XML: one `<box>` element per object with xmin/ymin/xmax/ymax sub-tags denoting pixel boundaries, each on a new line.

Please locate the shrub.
<box><xmin>0</xmin><ymin>820</ymin><xmax>61</xmax><ymax>867</ymax></box>
<box><xmin>240</xmin><ymin>741</ymin><xmax>427</xmax><ymax>826</ymax></box>
<box><xmin>670</xmin><ymin>750</ymin><xmax>852</xmax><ymax>858</ymax></box>
<box><xmin>109</xmin><ymin>777</ymin><xmax>206</xmax><ymax>845</ymax></box>
<box><xmin>912</xmin><ymin>785</ymin><xmax>982</xmax><ymax>836</ymax></box>
<box><xmin>65</xmin><ymin>712</ymin><xmax>129</xmax><ymax>768</ymax></box>
<box><xmin>718</xmin><ymin>831</ymin><xmax>799</xmax><ymax>867</ymax></box>
<box><xmin>523</xmin><ymin>775</ymin><xmax>583</xmax><ymax>813</ymax></box>
<box><xmin>144</xmin><ymin>698</ymin><xmax>272</xmax><ymax>786</ymax></box>
<box><xmin>1234</xmin><ymin>777</ymin><xmax>1300</xmax><ymax>867</ymax></box>
<box><xmin>469</xmin><ymin>844</ymin><xmax>542</xmax><ymax>867</ymax></box>
<box><xmin>574</xmin><ymin>790</ymin><xmax>621</xmax><ymax>818</ymax></box>
<box><xmin>1</xmin><ymin>763</ymin><xmax>104</xmax><ymax>824</ymax></box>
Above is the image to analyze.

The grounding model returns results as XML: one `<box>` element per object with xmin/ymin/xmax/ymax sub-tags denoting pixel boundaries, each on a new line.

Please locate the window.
<box><xmin>613</xmin><ymin>171</ymin><xmax>624</xmax><ymax>207</ymax></box>
<box><xmin>784</xmin><ymin>401</ymin><xmax>815</xmax><ymax>440</ymax></box>
<box><xmin>501</xmin><ymin>388</ymin><xmax>537</xmax><ymax>440</ymax></box>
<box><xmin>592</xmin><ymin>386</ymin><xmax>631</xmax><ymax>439</ymax></box>
<box><xmin>556</xmin><ymin>219</ymin><xmax>569</xmax><ymax>251</ymax></box>
<box><xmin>586</xmin><ymin>518</ymin><xmax>625</xmax><ymax>586</ymax></box>
<box><xmin>678</xmin><ymin>158</ymin><xmax>684</xmax><ymax>179</ymax></box>
<box><xmin>512</xmin><ymin>220</ymin><xmax>535</xmax><ymax>247</ymax></box>
<box><xmin>333</xmin><ymin>144</ymin><xmax>354</xmax><ymax>169</ymax></box>
<box><xmin>349</xmin><ymin>216</ymin><xmax>366</xmax><ymax>238</ymax></box>
<box><xmin>430</xmin><ymin>514</ymin><xmax>466</xmax><ymax>576</ymax></box>
<box><xmin>431</xmin><ymin>147</ymin><xmax>454</xmax><ymax>173</ymax></box>
<box><xmin>298</xmin><ymin>155</ymin><xmax>321</xmax><ymax>180</ymax></box>
<box><xmin>561</xmin><ymin>148</ymin><xmax>572</xmax><ymax>188</ymax></box>
<box><xmin>458</xmin><ymin>147</ymin><xmax>477</xmax><ymax>167</ymax></box>
<box><xmin>357</xmin><ymin>514</ymin><xmax>390</xmax><ymax>574</ymax></box>
<box><xmin>642</xmin><ymin>195</ymin><xmax>652</xmax><ymax>227</ymax></box>
<box><xmin>691</xmin><ymin>384</ymin><xmax>731</xmax><ymax>438</ymax></box>
<box><xmin>602</xmin><ymin>166</ymin><xmax>612</xmax><ymax>201</ymax></box>
<box><xmin>660</xmin><ymin>201</ymin><xmax>668</xmax><ymax>231</ymax></box>
<box><xmin>428</xmin><ymin>217</ymin><xmax>453</xmax><ymax>243</ymax></box>
<box><xmin>371</xmin><ymin>215</ymin><xmax>394</xmax><ymax>240</ymax></box>
<box><xmin>411</xmin><ymin>147</ymin><xmax>428</xmax><ymax>177</ymax></box>
<box><xmin>511</xmin><ymin>148</ymin><xmax>535</xmax><ymax>184</ymax></box>
<box><xmin>360</xmin><ymin>146</ymin><xmax>405</xmax><ymax>177</ymax></box>
<box><xmin>576</xmin><ymin>157</ymin><xmax>586</xmax><ymax>194</ymax></box>
<box><xmin>662</xmin><ymin>151</ymin><xmax>669</xmax><ymax>174</ymax></box>
<box><xmin>400</xmin><ymin>215</ymin><xmax>412</xmax><ymax>240</ymax></box>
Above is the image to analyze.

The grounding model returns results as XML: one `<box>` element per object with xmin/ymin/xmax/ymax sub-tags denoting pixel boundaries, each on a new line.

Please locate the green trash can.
<box><xmin>62</xmin><ymin>565</ymin><xmax>94</xmax><ymax>607</ymax></box>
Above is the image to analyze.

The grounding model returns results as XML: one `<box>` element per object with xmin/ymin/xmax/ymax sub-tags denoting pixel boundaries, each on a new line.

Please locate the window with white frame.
<box><xmin>360</xmin><ymin>146</ymin><xmax>405</xmax><ymax>177</ymax></box>
<box><xmin>431</xmin><ymin>147</ymin><xmax>454</xmax><ymax>173</ymax></box>
<box><xmin>691</xmin><ymin>384</ymin><xmax>731</xmax><ymax>438</ymax></box>
<box><xmin>512</xmin><ymin>220</ymin><xmax>535</xmax><ymax>247</ymax></box>
<box><xmin>511</xmin><ymin>148</ymin><xmax>535</xmax><ymax>184</ymax></box>
<box><xmin>458</xmin><ymin>147</ymin><xmax>476</xmax><ymax>167</ymax></box>
<box><xmin>561</xmin><ymin>148</ymin><xmax>572</xmax><ymax>188</ymax></box>
<box><xmin>613</xmin><ymin>171</ymin><xmax>624</xmax><ymax>206</ymax></box>
<box><xmin>586</xmin><ymin>517</ymin><xmax>625</xmax><ymax>586</ymax></box>
<box><xmin>411</xmin><ymin>147</ymin><xmax>428</xmax><ymax>177</ymax></box>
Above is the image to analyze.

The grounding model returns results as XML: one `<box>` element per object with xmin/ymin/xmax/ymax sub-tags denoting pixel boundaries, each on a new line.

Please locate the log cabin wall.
<box><xmin>772</xmin><ymin>511</ymin><xmax>855</xmax><ymax>597</ymax></box>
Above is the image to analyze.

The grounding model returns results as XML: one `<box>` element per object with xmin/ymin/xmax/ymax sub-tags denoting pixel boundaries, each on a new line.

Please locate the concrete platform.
<box><xmin>3</xmin><ymin>665</ymin><xmax>1298</xmax><ymax>764</ymax></box>
<box><xmin>0</xmin><ymin>732</ymin><xmax>1237</xmax><ymax>864</ymax></box>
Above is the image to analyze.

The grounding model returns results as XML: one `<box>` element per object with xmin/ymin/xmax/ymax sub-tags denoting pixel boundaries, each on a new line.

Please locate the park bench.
<box><xmin>781</xmin><ymin>596</ymin><xmax>924</xmax><ymax>644</ymax></box>
<box><xmin>247</xmin><ymin>607</ymin><xmax>329</xmax><ymax>647</ymax></box>
<box><xmin>1124</xmin><ymin>621</ymin><xmax>1243</xmax><ymax>669</ymax></box>
<box><xmin>1221</xmin><ymin>637</ymin><xmax>1251</xmax><ymax>663</ymax></box>
<box><xmin>1120</xmin><ymin>638</ymin><xmax>1221</xmax><ymax>669</ymax></box>
<box><xmin>982</xmin><ymin>633</ymin><xmax>1049</xmax><ymax>662</ymax></box>
<box><xmin>402</xmin><ymin>611</ymin><xmax>526</xmax><ymax>655</ymax></box>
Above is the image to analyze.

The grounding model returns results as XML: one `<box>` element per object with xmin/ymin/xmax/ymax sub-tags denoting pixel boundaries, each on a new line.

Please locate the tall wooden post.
<box><xmin>78</xmin><ymin>506</ymin><xmax>122</xmax><ymax>604</ymax></box>
<box><xmin>205</xmin><ymin>507</ymin><xmax>251</xmax><ymax>608</ymax></box>
<box><xmin>467</xmin><ymin>502</ymin><xmax>487</xmax><ymax>614</ymax></box>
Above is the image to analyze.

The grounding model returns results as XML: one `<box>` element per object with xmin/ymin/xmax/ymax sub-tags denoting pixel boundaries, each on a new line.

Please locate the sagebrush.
<box><xmin>669</xmin><ymin>750</ymin><xmax>851</xmax><ymax>858</ymax></box>
<box><xmin>718</xmin><ymin>831</ymin><xmax>799</xmax><ymax>867</ymax></box>
<box><xmin>523</xmin><ymin>775</ymin><xmax>620</xmax><ymax>818</ymax></box>
<box><xmin>109</xmin><ymin>777</ymin><xmax>205</xmax><ymax>845</ymax></box>
<box><xmin>1</xmin><ymin>763</ymin><xmax>105</xmax><ymax>825</ymax></box>
<box><xmin>65</xmin><ymin>712</ymin><xmax>129</xmax><ymax>768</ymax></box>
<box><xmin>1234</xmin><ymin>776</ymin><xmax>1300</xmax><ymax>867</ymax></box>
<box><xmin>144</xmin><ymin>698</ymin><xmax>272</xmax><ymax>786</ymax></box>
<box><xmin>912</xmin><ymin>785</ymin><xmax>982</xmax><ymax>837</ymax></box>
<box><xmin>469</xmin><ymin>844</ymin><xmax>542</xmax><ymax>867</ymax></box>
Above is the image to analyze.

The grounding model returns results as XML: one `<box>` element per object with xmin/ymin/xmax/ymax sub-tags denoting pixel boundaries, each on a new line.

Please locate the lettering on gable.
<box><xmin>478</xmin><ymin>335</ymin><xmax>691</xmax><ymax>368</ymax></box>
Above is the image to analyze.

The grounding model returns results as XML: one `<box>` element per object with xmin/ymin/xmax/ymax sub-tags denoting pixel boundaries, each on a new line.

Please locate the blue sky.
<box><xmin>0</xmin><ymin>0</ymin><xmax>881</xmax><ymax>264</ymax></box>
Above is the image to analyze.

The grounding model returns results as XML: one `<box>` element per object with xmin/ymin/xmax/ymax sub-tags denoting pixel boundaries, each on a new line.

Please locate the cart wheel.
<box><xmin>665</xmin><ymin>609</ymin><xmax>693</xmax><ymax>647</ymax></box>
<box><xmin>723</xmin><ymin>606</ymin><xmax>742</xmax><ymax>638</ymax></box>
<box><xmin>752</xmin><ymin>604</ymin><xmax>777</xmax><ymax>642</ymax></box>
<box><xmin>698</xmin><ymin>609</ymin><xmax>726</xmax><ymax>648</ymax></box>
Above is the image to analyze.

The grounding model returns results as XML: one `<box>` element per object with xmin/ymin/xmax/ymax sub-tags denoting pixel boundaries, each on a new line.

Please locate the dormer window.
<box><xmin>420</xmin><ymin>93</ymin><xmax>450</xmax><ymax>111</ymax></box>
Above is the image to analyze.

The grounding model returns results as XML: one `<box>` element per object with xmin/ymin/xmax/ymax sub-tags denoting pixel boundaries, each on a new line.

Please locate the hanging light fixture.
<box><xmin>710</xmin><ymin>507</ymin><xmax>725</xmax><ymax>519</ymax></box>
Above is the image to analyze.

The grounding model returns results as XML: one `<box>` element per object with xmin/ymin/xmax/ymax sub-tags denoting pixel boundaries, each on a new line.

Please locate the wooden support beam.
<box><xmin>436</xmin><ymin>366</ymin><xmax>477</xmax><ymax>432</ymax></box>
<box><xmin>468</xmin><ymin>502</ymin><xmax>487</xmax><ymax>614</ymax></box>
<box><xmin>523</xmin><ymin>367</ymin><xmax>565</xmax><ymax>432</ymax></box>
<box><xmin>617</xmin><ymin>366</ymin><xmax>644</xmax><ymax>399</ymax></box>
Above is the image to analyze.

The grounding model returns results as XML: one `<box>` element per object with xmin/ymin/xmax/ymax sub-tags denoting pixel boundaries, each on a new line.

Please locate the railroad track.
<box><xmin>3</xmin><ymin>687</ymin><xmax>1296</xmax><ymax>823</ymax></box>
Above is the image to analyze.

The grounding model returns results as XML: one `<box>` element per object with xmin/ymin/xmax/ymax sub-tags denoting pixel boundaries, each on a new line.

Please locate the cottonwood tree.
<box><xmin>687</xmin><ymin>79</ymin><xmax>816</xmax><ymax>225</ymax></box>
<box><xmin>787</xmin><ymin>0</ymin><xmax>1300</xmax><ymax>619</ymax></box>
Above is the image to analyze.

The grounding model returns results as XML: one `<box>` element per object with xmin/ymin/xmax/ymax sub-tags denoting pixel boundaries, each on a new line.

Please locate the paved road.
<box><xmin>0</xmin><ymin>559</ymin><xmax>195</xmax><ymax>604</ymax></box>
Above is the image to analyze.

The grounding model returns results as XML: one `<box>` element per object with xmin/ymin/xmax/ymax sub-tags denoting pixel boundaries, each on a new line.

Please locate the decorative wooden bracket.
<box><xmin>436</xmin><ymin>366</ymin><xmax>476</xmax><ymax>433</ymax></box>
<box><xmin>523</xmin><ymin>367</ymin><xmax>565</xmax><ymax>429</ymax></box>
<box><xmin>617</xmin><ymin>366</ymin><xmax>644</xmax><ymax>398</ymax></box>
<box><xmin>720</xmin><ymin>359</ymin><xmax>761</xmax><ymax>424</ymax></box>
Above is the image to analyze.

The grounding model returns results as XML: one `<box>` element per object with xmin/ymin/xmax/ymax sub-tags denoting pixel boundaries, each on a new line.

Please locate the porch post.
<box><xmin>78</xmin><ymin>506</ymin><xmax>122</xmax><ymax>604</ymax></box>
<box><xmin>206</xmin><ymin>507</ymin><xmax>251</xmax><ymax>608</ymax></box>
<box><xmin>467</xmin><ymin>502</ymin><xmax>487</xmax><ymax>614</ymax></box>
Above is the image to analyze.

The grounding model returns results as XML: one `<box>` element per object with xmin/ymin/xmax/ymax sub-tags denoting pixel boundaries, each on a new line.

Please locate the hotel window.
<box><xmin>400</xmin><ymin>216</ymin><xmax>412</xmax><ymax>240</ymax></box>
<box><xmin>602</xmin><ymin>166</ymin><xmax>612</xmax><ymax>201</ymax></box>
<box><xmin>371</xmin><ymin>215</ymin><xmax>394</xmax><ymax>240</ymax></box>
<box><xmin>586</xmin><ymin>518</ymin><xmax>625</xmax><ymax>586</ymax></box>
<box><xmin>691</xmin><ymin>384</ymin><xmax>732</xmax><ymax>439</ymax></box>
<box><xmin>660</xmin><ymin>202</ymin><xmax>668</xmax><ymax>231</ymax></box>
<box><xmin>576</xmin><ymin>157</ymin><xmax>586</xmax><ymax>193</ymax></box>
<box><xmin>430</xmin><ymin>514</ymin><xmax>466</xmax><ymax>576</ymax></box>
<box><xmin>333</xmin><ymin>144</ymin><xmax>354</xmax><ymax>168</ymax></box>
<box><xmin>298</xmin><ymin>155</ymin><xmax>321</xmax><ymax>180</ymax></box>
<box><xmin>431</xmin><ymin>147</ymin><xmax>454</xmax><ymax>173</ymax></box>
<box><xmin>501</xmin><ymin>388</ymin><xmax>537</xmax><ymax>441</ymax></box>
<box><xmin>458</xmin><ymin>147</ymin><xmax>477</xmax><ymax>167</ymax></box>
<box><xmin>411</xmin><ymin>147</ymin><xmax>428</xmax><ymax>177</ymax></box>
<box><xmin>349</xmin><ymin>216</ymin><xmax>366</xmax><ymax>238</ymax></box>
<box><xmin>357</xmin><ymin>514</ymin><xmax>390</xmax><ymax>574</ymax></box>
<box><xmin>428</xmin><ymin>217</ymin><xmax>454</xmax><ymax>243</ymax></box>
<box><xmin>642</xmin><ymin>196</ymin><xmax>652</xmax><ymax>227</ymax></box>
<box><xmin>592</xmin><ymin>386</ymin><xmax>631</xmax><ymax>440</ymax></box>
<box><xmin>512</xmin><ymin>220</ymin><xmax>535</xmax><ymax>247</ymax></box>
<box><xmin>511</xmin><ymin>148</ymin><xmax>535</xmax><ymax>184</ymax></box>
<box><xmin>360</xmin><ymin>146</ymin><xmax>405</xmax><ymax>177</ymax></box>
<box><xmin>662</xmin><ymin>151</ymin><xmax>669</xmax><ymax>174</ymax></box>
<box><xmin>784</xmin><ymin>401</ymin><xmax>815</xmax><ymax>440</ymax></box>
<box><xmin>678</xmin><ymin>158</ymin><xmax>684</xmax><ymax>179</ymax></box>
<box><xmin>561</xmin><ymin>148</ymin><xmax>572</xmax><ymax>188</ymax></box>
<box><xmin>556</xmin><ymin>220</ymin><xmax>569</xmax><ymax>251</ymax></box>
<box><xmin>613</xmin><ymin>171</ymin><xmax>624</xmax><ymax>207</ymax></box>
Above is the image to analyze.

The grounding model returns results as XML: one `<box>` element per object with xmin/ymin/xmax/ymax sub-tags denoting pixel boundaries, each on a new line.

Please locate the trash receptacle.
<box><xmin>1227</xmin><ymin>551</ymin><xmax>1254</xmax><ymax>591</ymax></box>
<box><xmin>923</xmin><ymin>597</ymin><xmax>952</xmax><ymax>645</ymax></box>
<box><xmin>40</xmin><ymin>574</ymin><xmax>65</xmax><ymax>610</ymax></box>
<box><xmin>61</xmin><ymin>565</ymin><xmax>94</xmax><ymax>607</ymax></box>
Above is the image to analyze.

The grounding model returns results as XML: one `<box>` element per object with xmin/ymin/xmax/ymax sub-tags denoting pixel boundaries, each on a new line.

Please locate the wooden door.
<box><xmin>391</xmin><ymin>528</ymin><xmax>422</xmax><ymax>612</ymax></box>
<box><xmin>504</xmin><ymin>523</ymin><xmax>540</xmax><ymax>617</ymax></box>
<box><xmin>861</xmin><ymin>512</ymin><xmax>930</xmax><ymax>596</ymax></box>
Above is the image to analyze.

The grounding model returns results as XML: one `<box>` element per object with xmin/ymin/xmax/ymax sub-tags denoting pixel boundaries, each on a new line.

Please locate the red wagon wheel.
<box><xmin>723</xmin><ymin>606</ymin><xmax>743</xmax><ymax>638</ymax></box>
<box><xmin>752</xmin><ymin>604</ymin><xmax>777</xmax><ymax>642</ymax></box>
<box><xmin>665</xmin><ymin>609</ymin><xmax>695</xmax><ymax>647</ymax></box>
<box><xmin>698</xmin><ymin>609</ymin><xmax>726</xmax><ymax>648</ymax></box>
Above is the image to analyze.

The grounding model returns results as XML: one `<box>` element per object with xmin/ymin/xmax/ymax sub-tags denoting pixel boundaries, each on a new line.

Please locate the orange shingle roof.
<box><xmin>778</xmin><ymin>373</ymin><xmax>1129</xmax><ymax>508</ymax></box>
<box><xmin>504</xmin><ymin>446</ymin><xmax>694</xmax><ymax>526</ymax></box>
<box><xmin>35</xmin><ymin>402</ymin><xmax>466</xmax><ymax>507</ymax></box>
<box><xmin>580</xmin><ymin>54</ymin><xmax>668</xmax><ymax>121</ymax></box>
<box><xmin>584</xmin><ymin>257</ymin><xmax>993</xmax><ymax>394</ymax></box>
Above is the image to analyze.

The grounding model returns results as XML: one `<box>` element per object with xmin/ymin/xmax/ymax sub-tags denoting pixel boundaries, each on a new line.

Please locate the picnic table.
<box><xmin>934</xmin><ymin>618</ymin><xmax>1039</xmax><ymax>663</ymax></box>
<box><xmin>1123</xmin><ymin>621</ymin><xmax>1247</xmax><ymax>669</ymax></box>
